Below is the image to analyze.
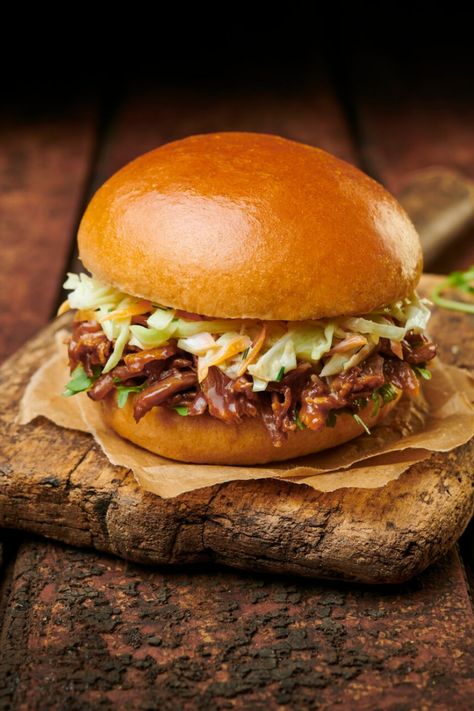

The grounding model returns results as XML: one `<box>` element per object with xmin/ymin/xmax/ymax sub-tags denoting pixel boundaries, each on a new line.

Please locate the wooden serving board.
<box><xmin>0</xmin><ymin>276</ymin><xmax>473</xmax><ymax>584</ymax></box>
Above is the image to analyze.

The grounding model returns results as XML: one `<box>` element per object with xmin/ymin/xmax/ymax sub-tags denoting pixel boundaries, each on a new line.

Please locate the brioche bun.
<box><xmin>78</xmin><ymin>132</ymin><xmax>422</xmax><ymax>321</ymax></box>
<box><xmin>101</xmin><ymin>390</ymin><xmax>402</xmax><ymax>466</ymax></box>
<box><xmin>76</xmin><ymin>132</ymin><xmax>420</xmax><ymax>464</ymax></box>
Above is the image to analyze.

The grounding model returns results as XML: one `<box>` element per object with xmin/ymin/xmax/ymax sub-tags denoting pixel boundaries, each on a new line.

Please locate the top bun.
<box><xmin>78</xmin><ymin>132</ymin><xmax>422</xmax><ymax>321</ymax></box>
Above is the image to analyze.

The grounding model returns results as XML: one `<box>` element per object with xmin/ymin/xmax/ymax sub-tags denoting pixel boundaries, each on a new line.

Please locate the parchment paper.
<box><xmin>18</xmin><ymin>331</ymin><xmax>474</xmax><ymax>498</ymax></box>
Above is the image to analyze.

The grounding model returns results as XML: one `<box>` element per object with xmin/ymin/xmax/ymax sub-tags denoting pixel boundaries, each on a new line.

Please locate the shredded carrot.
<box><xmin>56</xmin><ymin>299</ymin><xmax>71</xmax><ymax>316</ymax></box>
<box><xmin>74</xmin><ymin>309</ymin><xmax>99</xmax><ymax>322</ymax></box>
<box><xmin>208</xmin><ymin>336</ymin><xmax>251</xmax><ymax>368</ymax></box>
<box><xmin>390</xmin><ymin>339</ymin><xmax>404</xmax><ymax>359</ymax></box>
<box><xmin>237</xmin><ymin>323</ymin><xmax>267</xmax><ymax>376</ymax></box>
<box><xmin>198</xmin><ymin>335</ymin><xmax>251</xmax><ymax>381</ymax></box>
<box><xmin>100</xmin><ymin>300</ymin><xmax>153</xmax><ymax>321</ymax></box>
<box><xmin>327</xmin><ymin>334</ymin><xmax>367</xmax><ymax>355</ymax></box>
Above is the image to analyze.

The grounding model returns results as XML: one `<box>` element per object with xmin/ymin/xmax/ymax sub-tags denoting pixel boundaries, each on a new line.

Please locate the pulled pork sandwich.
<box><xmin>58</xmin><ymin>132</ymin><xmax>437</xmax><ymax>465</ymax></box>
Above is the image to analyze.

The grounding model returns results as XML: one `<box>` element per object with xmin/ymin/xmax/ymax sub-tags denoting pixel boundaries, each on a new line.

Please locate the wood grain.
<box><xmin>0</xmin><ymin>538</ymin><xmax>472</xmax><ymax>710</ymax></box>
<box><xmin>1</xmin><ymin>276</ymin><xmax>473</xmax><ymax>584</ymax></box>
<box><xmin>0</xmin><ymin>103</ymin><xmax>97</xmax><ymax>363</ymax></box>
<box><xmin>0</xmin><ymin>101</ymin><xmax>98</xmax><ymax>581</ymax></box>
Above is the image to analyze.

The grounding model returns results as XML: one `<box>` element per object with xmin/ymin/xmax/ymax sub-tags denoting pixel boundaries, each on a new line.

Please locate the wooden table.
<box><xmin>1</xmin><ymin>54</ymin><xmax>474</xmax><ymax>709</ymax></box>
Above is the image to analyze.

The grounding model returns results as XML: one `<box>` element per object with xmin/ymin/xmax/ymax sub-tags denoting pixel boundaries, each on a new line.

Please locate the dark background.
<box><xmin>3</xmin><ymin>18</ymin><xmax>473</xmax><ymax>124</ymax></box>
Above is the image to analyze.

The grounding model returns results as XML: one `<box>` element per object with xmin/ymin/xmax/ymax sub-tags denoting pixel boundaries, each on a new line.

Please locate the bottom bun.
<box><xmin>100</xmin><ymin>390</ymin><xmax>402</xmax><ymax>465</ymax></box>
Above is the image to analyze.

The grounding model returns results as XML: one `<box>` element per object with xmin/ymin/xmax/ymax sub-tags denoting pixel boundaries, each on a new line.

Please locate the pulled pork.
<box><xmin>67</xmin><ymin>321</ymin><xmax>437</xmax><ymax>447</ymax></box>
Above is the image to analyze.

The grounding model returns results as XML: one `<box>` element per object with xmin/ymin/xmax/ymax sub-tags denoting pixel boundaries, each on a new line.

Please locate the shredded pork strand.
<box><xmin>67</xmin><ymin>321</ymin><xmax>437</xmax><ymax>447</ymax></box>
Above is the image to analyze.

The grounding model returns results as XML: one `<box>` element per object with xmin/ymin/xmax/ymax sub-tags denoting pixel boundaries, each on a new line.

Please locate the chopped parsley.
<box><xmin>241</xmin><ymin>347</ymin><xmax>250</xmax><ymax>360</ymax></box>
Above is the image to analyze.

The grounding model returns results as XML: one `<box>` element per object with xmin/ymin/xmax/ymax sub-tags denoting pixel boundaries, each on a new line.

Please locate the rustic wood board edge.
<box><xmin>1</xmin><ymin>276</ymin><xmax>473</xmax><ymax>584</ymax></box>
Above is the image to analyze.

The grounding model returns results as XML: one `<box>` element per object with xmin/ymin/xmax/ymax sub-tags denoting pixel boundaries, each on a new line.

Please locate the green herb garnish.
<box><xmin>377</xmin><ymin>383</ymin><xmax>398</xmax><ymax>405</ymax></box>
<box><xmin>275</xmin><ymin>366</ymin><xmax>285</xmax><ymax>382</ymax></box>
<box><xmin>431</xmin><ymin>265</ymin><xmax>474</xmax><ymax>314</ymax></box>
<box><xmin>352</xmin><ymin>397</ymin><xmax>368</xmax><ymax>412</ymax></box>
<box><xmin>370</xmin><ymin>383</ymin><xmax>398</xmax><ymax>417</ymax></box>
<box><xmin>326</xmin><ymin>410</ymin><xmax>337</xmax><ymax>427</ymax></box>
<box><xmin>412</xmin><ymin>365</ymin><xmax>432</xmax><ymax>380</ymax></box>
<box><xmin>295</xmin><ymin>411</ymin><xmax>306</xmax><ymax>429</ymax></box>
<box><xmin>352</xmin><ymin>413</ymin><xmax>371</xmax><ymax>435</ymax></box>
<box><xmin>241</xmin><ymin>347</ymin><xmax>250</xmax><ymax>360</ymax></box>
<box><xmin>174</xmin><ymin>406</ymin><xmax>189</xmax><ymax>416</ymax></box>
<box><xmin>116</xmin><ymin>384</ymin><xmax>146</xmax><ymax>408</ymax></box>
<box><xmin>371</xmin><ymin>391</ymin><xmax>381</xmax><ymax>417</ymax></box>
<box><xmin>63</xmin><ymin>364</ymin><xmax>101</xmax><ymax>397</ymax></box>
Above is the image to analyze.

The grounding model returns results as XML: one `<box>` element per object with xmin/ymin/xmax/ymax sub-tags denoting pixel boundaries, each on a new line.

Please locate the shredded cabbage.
<box><xmin>320</xmin><ymin>340</ymin><xmax>377</xmax><ymax>377</ymax></box>
<box><xmin>373</xmin><ymin>293</ymin><xmax>432</xmax><ymax>334</ymax></box>
<box><xmin>63</xmin><ymin>272</ymin><xmax>433</xmax><ymax>385</ymax></box>
<box><xmin>341</xmin><ymin>316</ymin><xmax>405</xmax><ymax>341</ymax></box>
<box><xmin>288</xmin><ymin>322</ymin><xmax>334</xmax><ymax>361</ymax></box>
<box><xmin>103</xmin><ymin>319</ymin><xmax>131</xmax><ymax>373</ymax></box>
<box><xmin>129</xmin><ymin>322</ymin><xmax>178</xmax><ymax>349</ymax></box>
<box><xmin>220</xmin><ymin>358</ymin><xmax>244</xmax><ymax>380</ymax></box>
<box><xmin>404</xmin><ymin>295</ymin><xmax>431</xmax><ymax>332</ymax></box>
<box><xmin>177</xmin><ymin>332</ymin><xmax>217</xmax><ymax>355</ymax></box>
<box><xmin>174</xmin><ymin>319</ymin><xmax>238</xmax><ymax>338</ymax></box>
<box><xmin>147</xmin><ymin>307</ymin><xmax>176</xmax><ymax>330</ymax></box>
<box><xmin>320</xmin><ymin>352</ymin><xmax>352</xmax><ymax>377</ymax></box>
<box><xmin>251</xmin><ymin>376</ymin><xmax>269</xmax><ymax>392</ymax></box>
<box><xmin>64</xmin><ymin>273</ymin><xmax>125</xmax><ymax>311</ymax></box>
<box><xmin>247</xmin><ymin>334</ymin><xmax>297</xmax><ymax>389</ymax></box>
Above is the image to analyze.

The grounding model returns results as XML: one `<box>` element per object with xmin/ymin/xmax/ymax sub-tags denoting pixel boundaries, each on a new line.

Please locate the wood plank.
<box><xmin>1</xmin><ymin>277</ymin><xmax>473</xmax><ymax>584</ymax></box>
<box><xmin>0</xmin><ymin>101</ymin><xmax>98</xmax><ymax>578</ymax></box>
<box><xmin>0</xmin><ymin>537</ymin><xmax>472</xmax><ymax>709</ymax></box>
<box><xmin>0</xmin><ymin>103</ymin><xmax>97</xmax><ymax>363</ymax></box>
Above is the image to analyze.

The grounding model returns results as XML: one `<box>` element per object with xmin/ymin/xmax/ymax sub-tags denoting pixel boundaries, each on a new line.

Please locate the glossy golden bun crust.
<box><xmin>101</xmin><ymin>391</ymin><xmax>402</xmax><ymax>466</ymax></box>
<box><xmin>78</xmin><ymin>132</ymin><xmax>422</xmax><ymax>321</ymax></box>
